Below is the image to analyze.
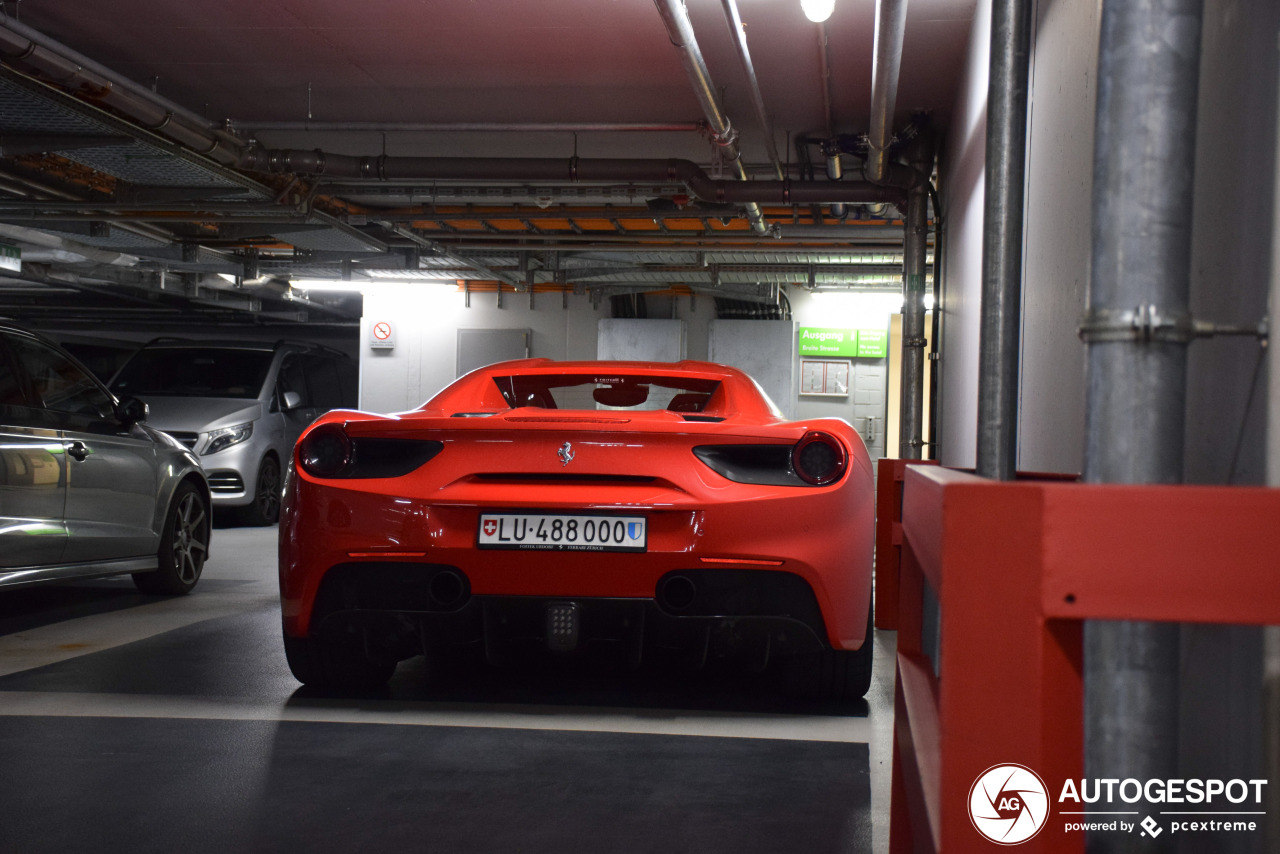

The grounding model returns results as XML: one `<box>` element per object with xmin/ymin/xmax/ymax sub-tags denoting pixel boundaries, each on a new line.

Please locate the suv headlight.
<box><xmin>205</xmin><ymin>422</ymin><xmax>253</xmax><ymax>455</ymax></box>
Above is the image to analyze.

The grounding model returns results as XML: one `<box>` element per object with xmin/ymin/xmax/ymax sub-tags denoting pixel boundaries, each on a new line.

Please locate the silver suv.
<box><xmin>0</xmin><ymin>321</ymin><xmax>210</xmax><ymax>594</ymax></box>
<box><xmin>109</xmin><ymin>339</ymin><xmax>357</xmax><ymax>525</ymax></box>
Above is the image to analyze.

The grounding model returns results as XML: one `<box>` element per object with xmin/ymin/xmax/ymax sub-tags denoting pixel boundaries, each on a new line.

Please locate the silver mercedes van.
<box><xmin>110</xmin><ymin>339</ymin><xmax>357</xmax><ymax>524</ymax></box>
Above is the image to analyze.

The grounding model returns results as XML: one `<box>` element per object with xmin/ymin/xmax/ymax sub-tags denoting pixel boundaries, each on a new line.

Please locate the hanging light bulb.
<box><xmin>801</xmin><ymin>0</ymin><xmax>836</xmax><ymax>23</ymax></box>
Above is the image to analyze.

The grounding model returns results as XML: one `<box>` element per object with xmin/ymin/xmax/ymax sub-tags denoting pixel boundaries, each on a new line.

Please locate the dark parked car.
<box><xmin>0</xmin><ymin>321</ymin><xmax>211</xmax><ymax>594</ymax></box>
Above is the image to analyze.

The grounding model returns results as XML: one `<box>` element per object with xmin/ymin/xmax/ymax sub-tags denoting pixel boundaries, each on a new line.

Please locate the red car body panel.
<box><xmin>279</xmin><ymin>359</ymin><xmax>874</xmax><ymax>654</ymax></box>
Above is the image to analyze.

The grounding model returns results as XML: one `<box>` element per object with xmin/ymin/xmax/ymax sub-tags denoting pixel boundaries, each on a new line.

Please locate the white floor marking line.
<box><xmin>0</xmin><ymin>690</ymin><xmax>875</xmax><ymax>743</ymax></box>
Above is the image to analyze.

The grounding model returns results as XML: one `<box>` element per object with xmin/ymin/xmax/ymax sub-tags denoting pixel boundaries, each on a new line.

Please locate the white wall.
<box><xmin>1017</xmin><ymin>0</ymin><xmax>1099</xmax><ymax>475</ymax></box>
<box><xmin>707</xmin><ymin>319</ymin><xmax>797</xmax><ymax>419</ymax></box>
<box><xmin>937</xmin><ymin>0</ymin><xmax>990</xmax><ymax>469</ymax></box>
<box><xmin>359</xmin><ymin>284</ymin><xmax>604</xmax><ymax>413</ymax></box>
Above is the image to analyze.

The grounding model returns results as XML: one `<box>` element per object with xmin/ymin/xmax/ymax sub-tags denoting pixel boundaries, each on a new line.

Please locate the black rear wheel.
<box><xmin>780</xmin><ymin>601</ymin><xmax>874</xmax><ymax>700</ymax></box>
<box><xmin>283</xmin><ymin>631</ymin><xmax>397</xmax><ymax>692</ymax></box>
<box><xmin>133</xmin><ymin>482</ymin><xmax>209</xmax><ymax>595</ymax></box>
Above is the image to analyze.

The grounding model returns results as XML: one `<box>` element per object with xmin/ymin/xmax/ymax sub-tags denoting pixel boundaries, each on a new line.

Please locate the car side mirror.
<box><xmin>116</xmin><ymin>396</ymin><xmax>149</xmax><ymax>424</ymax></box>
<box><xmin>282</xmin><ymin>390</ymin><xmax>303</xmax><ymax>411</ymax></box>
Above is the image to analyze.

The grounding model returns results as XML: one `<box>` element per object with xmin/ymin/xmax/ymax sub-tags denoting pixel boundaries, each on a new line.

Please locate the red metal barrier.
<box><xmin>873</xmin><ymin>459</ymin><xmax>937</xmax><ymax>630</ymax></box>
<box><xmin>888</xmin><ymin>465</ymin><xmax>1280</xmax><ymax>852</ymax></box>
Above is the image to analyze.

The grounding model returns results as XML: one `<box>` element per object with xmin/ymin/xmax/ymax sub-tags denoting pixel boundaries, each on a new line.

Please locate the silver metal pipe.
<box><xmin>826</xmin><ymin>150</ymin><xmax>847</xmax><ymax>220</ymax></box>
<box><xmin>718</xmin><ymin>0</ymin><xmax>784</xmax><ymax>180</ymax></box>
<box><xmin>867</xmin><ymin>0</ymin><xmax>909</xmax><ymax>183</ymax></box>
<box><xmin>1083</xmin><ymin>1</ymin><xmax>1205</xmax><ymax>849</ymax></box>
<box><xmin>232</xmin><ymin>121</ymin><xmax>705</xmax><ymax>134</ymax></box>
<box><xmin>235</xmin><ymin>152</ymin><xmax>906</xmax><ymax>207</ymax></box>
<box><xmin>927</xmin><ymin>203</ymin><xmax>945</xmax><ymax>460</ymax></box>
<box><xmin>652</xmin><ymin>0</ymin><xmax>770</xmax><ymax>235</ymax></box>
<box><xmin>899</xmin><ymin>137</ymin><xmax>933</xmax><ymax>460</ymax></box>
<box><xmin>975</xmin><ymin>0</ymin><xmax>1032</xmax><ymax>481</ymax></box>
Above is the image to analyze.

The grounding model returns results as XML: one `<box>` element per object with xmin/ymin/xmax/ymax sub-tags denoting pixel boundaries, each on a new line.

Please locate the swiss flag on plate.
<box><xmin>483</xmin><ymin>520</ymin><xmax>498</xmax><ymax>536</ymax></box>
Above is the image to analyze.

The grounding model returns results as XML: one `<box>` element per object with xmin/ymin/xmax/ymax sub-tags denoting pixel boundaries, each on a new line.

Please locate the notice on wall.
<box><xmin>0</xmin><ymin>243</ymin><xmax>19</xmax><ymax>273</ymax></box>
<box><xmin>856</xmin><ymin>329</ymin><xmax>888</xmax><ymax>358</ymax></box>
<box><xmin>369</xmin><ymin>320</ymin><xmax>395</xmax><ymax>350</ymax></box>
<box><xmin>800</xmin><ymin>358</ymin><xmax>851</xmax><ymax>397</ymax></box>
<box><xmin>797</xmin><ymin>326</ymin><xmax>888</xmax><ymax>359</ymax></box>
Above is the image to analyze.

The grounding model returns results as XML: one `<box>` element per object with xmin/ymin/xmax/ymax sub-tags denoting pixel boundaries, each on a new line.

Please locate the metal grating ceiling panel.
<box><xmin>2</xmin><ymin>220</ymin><xmax>167</xmax><ymax>249</ymax></box>
<box><xmin>62</xmin><ymin>143</ymin><xmax>246</xmax><ymax>190</ymax></box>
<box><xmin>0</xmin><ymin>71</ymin><xmax>267</xmax><ymax>196</ymax></box>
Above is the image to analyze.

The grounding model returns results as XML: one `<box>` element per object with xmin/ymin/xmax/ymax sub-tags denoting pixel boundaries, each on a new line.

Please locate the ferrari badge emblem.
<box><xmin>558</xmin><ymin>441</ymin><xmax>575</xmax><ymax>466</ymax></box>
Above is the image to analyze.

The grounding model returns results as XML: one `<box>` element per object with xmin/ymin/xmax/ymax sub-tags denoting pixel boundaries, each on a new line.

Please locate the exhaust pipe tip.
<box><xmin>659</xmin><ymin>574</ymin><xmax>697</xmax><ymax>611</ymax></box>
<box><xmin>429</xmin><ymin>569</ymin><xmax>467</xmax><ymax>609</ymax></box>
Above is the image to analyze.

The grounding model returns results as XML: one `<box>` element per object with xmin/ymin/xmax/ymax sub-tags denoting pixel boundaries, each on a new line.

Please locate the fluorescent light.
<box><xmin>801</xmin><ymin>0</ymin><xmax>835</xmax><ymax>23</ymax></box>
<box><xmin>290</xmin><ymin>279</ymin><xmax>366</xmax><ymax>293</ymax></box>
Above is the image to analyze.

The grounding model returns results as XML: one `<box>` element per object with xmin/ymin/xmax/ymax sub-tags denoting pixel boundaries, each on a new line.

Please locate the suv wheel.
<box><xmin>241</xmin><ymin>455</ymin><xmax>281</xmax><ymax>526</ymax></box>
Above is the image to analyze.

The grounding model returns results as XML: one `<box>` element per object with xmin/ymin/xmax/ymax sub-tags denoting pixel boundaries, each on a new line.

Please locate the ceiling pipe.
<box><xmin>0</xmin><ymin>19</ymin><xmax>245</xmax><ymax>164</ymax></box>
<box><xmin>652</xmin><ymin>0</ymin><xmax>770</xmax><ymax>235</ymax></box>
<box><xmin>718</xmin><ymin>0</ymin><xmax>785</xmax><ymax>181</ymax></box>
<box><xmin>235</xmin><ymin>152</ymin><xmax>906</xmax><ymax>207</ymax></box>
<box><xmin>232</xmin><ymin>121</ymin><xmax>705</xmax><ymax>134</ymax></box>
<box><xmin>866</xmin><ymin>0</ymin><xmax>908</xmax><ymax>183</ymax></box>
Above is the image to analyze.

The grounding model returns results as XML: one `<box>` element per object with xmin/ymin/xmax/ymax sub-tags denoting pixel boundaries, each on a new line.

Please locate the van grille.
<box><xmin>167</xmin><ymin>431</ymin><xmax>200</xmax><ymax>450</ymax></box>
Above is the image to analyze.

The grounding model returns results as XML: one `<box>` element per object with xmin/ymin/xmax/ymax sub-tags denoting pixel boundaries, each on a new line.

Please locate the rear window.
<box><xmin>492</xmin><ymin>373</ymin><xmax>720</xmax><ymax>412</ymax></box>
<box><xmin>111</xmin><ymin>348</ymin><xmax>273</xmax><ymax>399</ymax></box>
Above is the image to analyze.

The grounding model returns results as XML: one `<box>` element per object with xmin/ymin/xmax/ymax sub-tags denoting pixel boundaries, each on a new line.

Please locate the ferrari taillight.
<box><xmin>298</xmin><ymin>424</ymin><xmax>444</xmax><ymax>479</ymax></box>
<box><xmin>791</xmin><ymin>432</ymin><xmax>847</xmax><ymax>486</ymax></box>
<box><xmin>298</xmin><ymin>424</ymin><xmax>353</xmax><ymax>478</ymax></box>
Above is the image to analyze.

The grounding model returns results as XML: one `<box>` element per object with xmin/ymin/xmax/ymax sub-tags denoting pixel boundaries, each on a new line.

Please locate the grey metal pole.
<box><xmin>899</xmin><ymin>138</ymin><xmax>933</xmax><ymax>460</ymax></box>
<box><xmin>1082</xmin><ymin>0</ymin><xmax>1204</xmax><ymax>851</ymax></box>
<box><xmin>974</xmin><ymin>0</ymin><xmax>1032</xmax><ymax>481</ymax></box>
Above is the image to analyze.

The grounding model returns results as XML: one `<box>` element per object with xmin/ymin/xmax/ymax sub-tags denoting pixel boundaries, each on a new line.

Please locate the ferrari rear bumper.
<box><xmin>304</xmin><ymin>561</ymin><xmax>833</xmax><ymax>671</ymax></box>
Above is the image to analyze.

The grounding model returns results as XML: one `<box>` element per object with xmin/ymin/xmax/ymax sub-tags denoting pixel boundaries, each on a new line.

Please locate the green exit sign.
<box><xmin>797</xmin><ymin>326</ymin><xmax>888</xmax><ymax>359</ymax></box>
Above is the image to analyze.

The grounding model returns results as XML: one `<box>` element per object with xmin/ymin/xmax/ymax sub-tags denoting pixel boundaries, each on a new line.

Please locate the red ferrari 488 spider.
<box><xmin>279</xmin><ymin>359</ymin><xmax>875</xmax><ymax>697</ymax></box>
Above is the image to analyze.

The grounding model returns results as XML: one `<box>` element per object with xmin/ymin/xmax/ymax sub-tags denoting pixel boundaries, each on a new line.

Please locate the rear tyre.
<box><xmin>240</xmin><ymin>455</ymin><xmax>281</xmax><ymax>526</ymax></box>
<box><xmin>133</xmin><ymin>482</ymin><xmax>209</xmax><ymax>595</ymax></box>
<box><xmin>781</xmin><ymin>603</ymin><xmax>875</xmax><ymax>700</ymax></box>
<box><xmin>283</xmin><ymin>632</ymin><xmax>397</xmax><ymax>692</ymax></box>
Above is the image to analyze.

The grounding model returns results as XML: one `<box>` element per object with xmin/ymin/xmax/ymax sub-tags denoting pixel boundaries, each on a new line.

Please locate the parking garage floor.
<box><xmin>0</xmin><ymin>524</ymin><xmax>896</xmax><ymax>854</ymax></box>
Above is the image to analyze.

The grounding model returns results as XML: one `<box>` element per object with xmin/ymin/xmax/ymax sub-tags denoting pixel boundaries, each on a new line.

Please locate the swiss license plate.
<box><xmin>477</xmin><ymin>513</ymin><xmax>647</xmax><ymax>552</ymax></box>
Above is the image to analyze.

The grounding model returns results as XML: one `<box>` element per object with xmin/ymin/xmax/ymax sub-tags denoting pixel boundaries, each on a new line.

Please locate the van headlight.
<box><xmin>205</xmin><ymin>422</ymin><xmax>253</xmax><ymax>455</ymax></box>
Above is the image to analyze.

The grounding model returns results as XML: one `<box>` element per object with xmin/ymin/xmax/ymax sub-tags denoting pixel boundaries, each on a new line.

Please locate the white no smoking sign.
<box><xmin>369</xmin><ymin>320</ymin><xmax>395</xmax><ymax>350</ymax></box>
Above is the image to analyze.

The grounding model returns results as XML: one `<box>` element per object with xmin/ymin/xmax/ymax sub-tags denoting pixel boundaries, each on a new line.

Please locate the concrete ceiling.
<box><xmin>0</xmin><ymin>0</ymin><xmax>975</xmax><ymax>328</ymax></box>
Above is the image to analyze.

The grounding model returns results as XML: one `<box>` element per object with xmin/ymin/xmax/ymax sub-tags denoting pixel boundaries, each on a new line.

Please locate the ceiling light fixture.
<box><xmin>801</xmin><ymin>0</ymin><xmax>836</xmax><ymax>23</ymax></box>
<box><xmin>289</xmin><ymin>279</ymin><xmax>367</xmax><ymax>293</ymax></box>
